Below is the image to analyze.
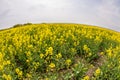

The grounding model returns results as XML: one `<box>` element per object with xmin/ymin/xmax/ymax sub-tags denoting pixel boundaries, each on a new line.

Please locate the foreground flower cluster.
<box><xmin>0</xmin><ymin>23</ymin><xmax>120</xmax><ymax>80</ymax></box>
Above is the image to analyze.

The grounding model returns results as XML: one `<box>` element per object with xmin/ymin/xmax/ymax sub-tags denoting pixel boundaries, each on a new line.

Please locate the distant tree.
<box><xmin>13</xmin><ymin>23</ymin><xmax>32</xmax><ymax>28</ymax></box>
<box><xmin>13</xmin><ymin>24</ymin><xmax>23</xmax><ymax>28</ymax></box>
<box><xmin>41</xmin><ymin>23</ymin><xmax>47</xmax><ymax>24</ymax></box>
<box><xmin>23</xmin><ymin>23</ymin><xmax>32</xmax><ymax>25</ymax></box>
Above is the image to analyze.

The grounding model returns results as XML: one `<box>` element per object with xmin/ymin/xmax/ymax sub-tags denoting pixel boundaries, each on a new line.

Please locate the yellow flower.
<box><xmin>100</xmin><ymin>52</ymin><xmax>104</xmax><ymax>56</ymax></box>
<box><xmin>106</xmin><ymin>49</ymin><xmax>112</xmax><ymax>57</ymax></box>
<box><xmin>48</xmin><ymin>47</ymin><xmax>53</xmax><ymax>55</ymax></box>
<box><xmin>40</xmin><ymin>53</ymin><xmax>44</xmax><ymax>58</ymax></box>
<box><xmin>26</xmin><ymin>73</ymin><xmax>32</xmax><ymax>78</ymax></box>
<box><xmin>7</xmin><ymin>75</ymin><xmax>12</xmax><ymax>80</ymax></box>
<box><xmin>3</xmin><ymin>60</ymin><xmax>10</xmax><ymax>66</ymax></box>
<box><xmin>45</xmin><ymin>47</ymin><xmax>53</xmax><ymax>56</ymax></box>
<box><xmin>95</xmin><ymin>36</ymin><xmax>100</xmax><ymax>42</ymax></box>
<box><xmin>49</xmin><ymin>63</ymin><xmax>55</xmax><ymax>68</ymax></box>
<box><xmin>74</xmin><ymin>63</ymin><xmax>78</xmax><ymax>67</ymax></box>
<box><xmin>88</xmin><ymin>52</ymin><xmax>92</xmax><ymax>57</ymax></box>
<box><xmin>15</xmin><ymin>68</ymin><xmax>20</xmax><ymax>74</ymax></box>
<box><xmin>26</xmin><ymin>51</ymin><xmax>31</xmax><ymax>57</ymax></box>
<box><xmin>0</xmin><ymin>52</ymin><xmax>4</xmax><ymax>61</ymax></box>
<box><xmin>28</xmin><ymin>45</ymin><xmax>33</xmax><ymax>48</ymax></box>
<box><xmin>19</xmin><ymin>71</ymin><xmax>23</xmax><ymax>77</ymax></box>
<box><xmin>45</xmin><ymin>78</ymin><xmax>49</xmax><ymax>80</ymax></box>
<box><xmin>56</xmin><ymin>53</ymin><xmax>62</xmax><ymax>59</ymax></box>
<box><xmin>108</xmin><ymin>52</ymin><xmax>112</xmax><ymax>57</ymax></box>
<box><xmin>26</xmin><ymin>59</ymin><xmax>30</xmax><ymax>63</ymax></box>
<box><xmin>71</xmin><ymin>48</ymin><xmax>76</xmax><ymax>53</ymax></box>
<box><xmin>65</xmin><ymin>59</ymin><xmax>71</xmax><ymax>66</ymax></box>
<box><xmin>94</xmin><ymin>68</ymin><xmax>101</xmax><ymax>76</ymax></box>
<box><xmin>107</xmin><ymin>65</ymin><xmax>110</xmax><ymax>67</ymax></box>
<box><xmin>74</xmin><ymin>41</ymin><xmax>79</xmax><ymax>46</ymax></box>
<box><xmin>15</xmin><ymin>68</ymin><xmax>23</xmax><ymax>77</ymax></box>
<box><xmin>2</xmin><ymin>74</ymin><xmax>6</xmax><ymax>78</ymax></box>
<box><xmin>90</xmin><ymin>64</ymin><xmax>94</xmax><ymax>68</ymax></box>
<box><xmin>2</xmin><ymin>74</ymin><xmax>12</xmax><ymax>80</ymax></box>
<box><xmin>83</xmin><ymin>45</ymin><xmax>90</xmax><ymax>53</ymax></box>
<box><xmin>6</xmin><ymin>60</ymin><xmax>11</xmax><ymax>65</ymax></box>
<box><xmin>83</xmin><ymin>45</ymin><xmax>88</xmax><ymax>50</ymax></box>
<box><xmin>74</xmin><ymin>42</ymin><xmax>77</xmax><ymax>46</ymax></box>
<box><xmin>83</xmin><ymin>75</ymin><xmax>89</xmax><ymax>80</ymax></box>
<box><xmin>0</xmin><ymin>65</ymin><xmax>3</xmax><ymax>71</ymax></box>
<box><xmin>33</xmin><ymin>62</ymin><xmax>40</xmax><ymax>70</ymax></box>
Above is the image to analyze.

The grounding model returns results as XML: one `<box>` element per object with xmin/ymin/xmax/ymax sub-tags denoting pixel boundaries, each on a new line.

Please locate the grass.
<box><xmin>0</xmin><ymin>23</ymin><xmax>120</xmax><ymax>80</ymax></box>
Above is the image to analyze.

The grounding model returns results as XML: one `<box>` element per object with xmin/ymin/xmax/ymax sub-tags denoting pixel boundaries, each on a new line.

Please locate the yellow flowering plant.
<box><xmin>0</xmin><ymin>23</ymin><xmax>120</xmax><ymax>79</ymax></box>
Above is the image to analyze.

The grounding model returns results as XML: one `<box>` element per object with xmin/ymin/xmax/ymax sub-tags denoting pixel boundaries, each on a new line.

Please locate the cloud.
<box><xmin>0</xmin><ymin>0</ymin><xmax>120</xmax><ymax>31</ymax></box>
<box><xmin>96</xmin><ymin>0</ymin><xmax>120</xmax><ymax>29</ymax></box>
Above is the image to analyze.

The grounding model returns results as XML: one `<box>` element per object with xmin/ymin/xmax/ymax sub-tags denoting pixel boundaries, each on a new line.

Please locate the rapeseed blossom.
<box><xmin>94</xmin><ymin>68</ymin><xmax>101</xmax><ymax>76</ymax></box>
<box><xmin>0</xmin><ymin>24</ymin><xmax>120</xmax><ymax>79</ymax></box>
<box><xmin>106</xmin><ymin>49</ymin><xmax>112</xmax><ymax>57</ymax></box>
<box><xmin>0</xmin><ymin>65</ymin><xmax>3</xmax><ymax>71</ymax></box>
<box><xmin>15</xmin><ymin>68</ymin><xmax>23</xmax><ymax>78</ymax></box>
<box><xmin>56</xmin><ymin>53</ymin><xmax>62</xmax><ymax>59</ymax></box>
<box><xmin>49</xmin><ymin>63</ymin><xmax>55</xmax><ymax>68</ymax></box>
<box><xmin>65</xmin><ymin>59</ymin><xmax>71</xmax><ymax>66</ymax></box>
<box><xmin>83</xmin><ymin>45</ymin><xmax>90</xmax><ymax>53</ymax></box>
<box><xmin>2</xmin><ymin>74</ymin><xmax>12</xmax><ymax>80</ymax></box>
<box><xmin>83</xmin><ymin>75</ymin><xmax>89</xmax><ymax>80</ymax></box>
<box><xmin>26</xmin><ymin>73</ymin><xmax>32</xmax><ymax>78</ymax></box>
<box><xmin>40</xmin><ymin>53</ymin><xmax>44</xmax><ymax>59</ymax></box>
<box><xmin>26</xmin><ymin>59</ymin><xmax>30</xmax><ymax>63</ymax></box>
<box><xmin>26</xmin><ymin>51</ymin><xmax>31</xmax><ymax>57</ymax></box>
<box><xmin>46</xmin><ymin>47</ymin><xmax>53</xmax><ymax>56</ymax></box>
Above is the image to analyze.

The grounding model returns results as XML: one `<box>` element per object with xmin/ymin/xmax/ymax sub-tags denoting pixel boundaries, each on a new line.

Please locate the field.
<box><xmin>0</xmin><ymin>23</ymin><xmax>120</xmax><ymax>80</ymax></box>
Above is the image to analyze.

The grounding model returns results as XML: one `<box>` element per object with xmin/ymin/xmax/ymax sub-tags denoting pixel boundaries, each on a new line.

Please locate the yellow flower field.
<box><xmin>0</xmin><ymin>23</ymin><xmax>120</xmax><ymax>80</ymax></box>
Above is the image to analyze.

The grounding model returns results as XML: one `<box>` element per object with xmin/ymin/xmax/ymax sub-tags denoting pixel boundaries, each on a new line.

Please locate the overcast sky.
<box><xmin>0</xmin><ymin>0</ymin><xmax>120</xmax><ymax>31</ymax></box>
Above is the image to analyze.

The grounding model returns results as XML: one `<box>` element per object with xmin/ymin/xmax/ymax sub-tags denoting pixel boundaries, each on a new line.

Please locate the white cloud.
<box><xmin>0</xmin><ymin>0</ymin><xmax>120</xmax><ymax>31</ymax></box>
<box><xmin>25</xmin><ymin>0</ymin><xmax>71</xmax><ymax>8</ymax></box>
<box><xmin>95</xmin><ymin>0</ymin><xmax>120</xmax><ymax>29</ymax></box>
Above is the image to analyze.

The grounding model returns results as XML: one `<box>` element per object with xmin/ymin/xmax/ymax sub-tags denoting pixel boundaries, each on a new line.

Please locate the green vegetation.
<box><xmin>0</xmin><ymin>23</ymin><xmax>120</xmax><ymax>80</ymax></box>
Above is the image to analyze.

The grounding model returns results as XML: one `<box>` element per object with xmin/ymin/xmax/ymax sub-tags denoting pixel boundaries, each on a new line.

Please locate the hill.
<box><xmin>0</xmin><ymin>23</ymin><xmax>120</xmax><ymax>80</ymax></box>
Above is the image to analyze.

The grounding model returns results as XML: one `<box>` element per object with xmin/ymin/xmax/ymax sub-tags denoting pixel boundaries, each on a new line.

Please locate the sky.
<box><xmin>0</xmin><ymin>0</ymin><xmax>120</xmax><ymax>31</ymax></box>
